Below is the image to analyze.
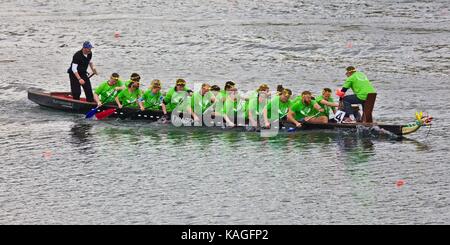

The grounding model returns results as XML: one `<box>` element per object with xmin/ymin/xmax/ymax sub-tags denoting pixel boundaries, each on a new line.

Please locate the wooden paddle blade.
<box><xmin>85</xmin><ymin>108</ymin><xmax>98</xmax><ymax>119</ymax></box>
<box><xmin>95</xmin><ymin>108</ymin><xmax>116</xmax><ymax>120</ymax></box>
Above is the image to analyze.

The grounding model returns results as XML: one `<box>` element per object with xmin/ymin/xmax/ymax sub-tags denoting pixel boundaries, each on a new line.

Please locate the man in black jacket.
<box><xmin>68</xmin><ymin>41</ymin><xmax>98</xmax><ymax>102</ymax></box>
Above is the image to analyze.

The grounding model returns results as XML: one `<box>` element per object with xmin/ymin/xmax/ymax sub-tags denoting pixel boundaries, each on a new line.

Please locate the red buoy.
<box><xmin>396</xmin><ymin>179</ymin><xmax>405</xmax><ymax>187</ymax></box>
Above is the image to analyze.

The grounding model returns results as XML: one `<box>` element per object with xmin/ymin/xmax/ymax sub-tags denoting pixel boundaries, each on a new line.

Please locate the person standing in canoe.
<box><xmin>115</xmin><ymin>80</ymin><xmax>142</xmax><ymax>109</ymax></box>
<box><xmin>287</xmin><ymin>90</ymin><xmax>326</xmax><ymax>127</ymax></box>
<box><xmin>68</xmin><ymin>41</ymin><xmax>97</xmax><ymax>102</ymax></box>
<box><xmin>336</xmin><ymin>66</ymin><xmax>376</xmax><ymax>122</ymax></box>
<box><xmin>263</xmin><ymin>88</ymin><xmax>292</xmax><ymax>128</ymax></box>
<box><xmin>139</xmin><ymin>79</ymin><xmax>168</xmax><ymax>116</ymax></box>
<box><xmin>314</xmin><ymin>88</ymin><xmax>340</xmax><ymax>121</ymax></box>
<box><xmin>93</xmin><ymin>73</ymin><xmax>125</xmax><ymax>107</ymax></box>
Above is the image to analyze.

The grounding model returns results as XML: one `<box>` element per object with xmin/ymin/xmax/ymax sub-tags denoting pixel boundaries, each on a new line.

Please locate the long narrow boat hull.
<box><xmin>27</xmin><ymin>88</ymin><xmax>430</xmax><ymax>137</ymax></box>
<box><xmin>28</xmin><ymin>88</ymin><xmax>97</xmax><ymax>113</ymax></box>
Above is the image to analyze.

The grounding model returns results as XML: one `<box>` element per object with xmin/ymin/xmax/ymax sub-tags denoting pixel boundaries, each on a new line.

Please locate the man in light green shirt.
<box><xmin>314</xmin><ymin>88</ymin><xmax>340</xmax><ymax>119</ymax></box>
<box><xmin>287</xmin><ymin>91</ymin><xmax>326</xmax><ymax>127</ymax></box>
<box><xmin>336</xmin><ymin>66</ymin><xmax>376</xmax><ymax>122</ymax></box>
<box><xmin>263</xmin><ymin>88</ymin><xmax>292</xmax><ymax>128</ymax></box>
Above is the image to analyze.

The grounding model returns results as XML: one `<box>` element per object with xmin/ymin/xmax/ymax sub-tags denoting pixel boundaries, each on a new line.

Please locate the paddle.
<box><xmin>94</xmin><ymin>108</ymin><xmax>116</xmax><ymax>120</ymax></box>
<box><xmin>85</xmin><ymin>91</ymin><xmax>117</xmax><ymax>119</ymax></box>
<box><xmin>81</xmin><ymin>73</ymin><xmax>101</xmax><ymax>118</ymax></box>
<box><xmin>95</xmin><ymin>99</ymin><xmax>137</xmax><ymax>120</ymax></box>
<box><xmin>287</xmin><ymin>111</ymin><xmax>322</xmax><ymax>132</ymax></box>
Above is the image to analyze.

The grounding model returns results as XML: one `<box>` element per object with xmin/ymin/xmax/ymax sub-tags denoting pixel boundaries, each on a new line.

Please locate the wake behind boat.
<box><xmin>27</xmin><ymin>88</ymin><xmax>432</xmax><ymax>137</ymax></box>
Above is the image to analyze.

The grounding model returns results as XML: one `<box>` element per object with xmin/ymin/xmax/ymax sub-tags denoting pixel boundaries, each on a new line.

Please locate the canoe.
<box><xmin>27</xmin><ymin>88</ymin><xmax>432</xmax><ymax>137</ymax></box>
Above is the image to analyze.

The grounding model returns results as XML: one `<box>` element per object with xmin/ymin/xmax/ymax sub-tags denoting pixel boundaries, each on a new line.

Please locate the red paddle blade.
<box><xmin>95</xmin><ymin>108</ymin><xmax>116</xmax><ymax>120</ymax></box>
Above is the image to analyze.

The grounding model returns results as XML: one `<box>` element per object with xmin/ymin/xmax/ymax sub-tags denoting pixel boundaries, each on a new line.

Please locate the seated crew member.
<box><xmin>124</xmin><ymin>73</ymin><xmax>141</xmax><ymax>87</ymax></box>
<box><xmin>215</xmin><ymin>81</ymin><xmax>236</xmax><ymax>104</ymax></box>
<box><xmin>246</xmin><ymin>84</ymin><xmax>270</xmax><ymax>127</ymax></box>
<box><xmin>263</xmin><ymin>88</ymin><xmax>292</xmax><ymax>128</ymax></box>
<box><xmin>213</xmin><ymin>81</ymin><xmax>235</xmax><ymax>118</ymax></box>
<box><xmin>221</xmin><ymin>84</ymin><xmax>246</xmax><ymax>127</ymax></box>
<box><xmin>210</xmin><ymin>85</ymin><xmax>221</xmax><ymax>96</ymax></box>
<box><xmin>336</xmin><ymin>66</ymin><xmax>376</xmax><ymax>123</ymax></box>
<box><xmin>115</xmin><ymin>80</ymin><xmax>142</xmax><ymax>109</ymax></box>
<box><xmin>163</xmin><ymin>79</ymin><xmax>199</xmax><ymax>121</ymax></box>
<box><xmin>276</xmin><ymin>85</ymin><xmax>284</xmax><ymax>96</ymax></box>
<box><xmin>139</xmin><ymin>79</ymin><xmax>168</xmax><ymax>116</ymax></box>
<box><xmin>287</xmin><ymin>90</ymin><xmax>326</xmax><ymax>127</ymax></box>
<box><xmin>190</xmin><ymin>83</ymin><xmax>216</xmax><ymax>120</ymax></box>
<box><xmin>314</xmin><ymin>88</ymin><xmax>340</xmax><ymax>121</ymax></box>
<box><xmin>93</xmin><ymin>73</ymin><xmax>125</xmax><ymax>107</ymax></box>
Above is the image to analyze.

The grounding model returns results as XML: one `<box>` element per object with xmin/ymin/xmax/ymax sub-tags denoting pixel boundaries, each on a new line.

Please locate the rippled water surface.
<box><xmin>1</xmin><ymin>0</ymin><xmax>449</xmax><ymax>224</ymax></box>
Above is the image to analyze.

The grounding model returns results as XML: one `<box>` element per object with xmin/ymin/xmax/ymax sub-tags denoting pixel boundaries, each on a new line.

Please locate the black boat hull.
<box><xmin>28</xmin><ymin>88</ymin><xmax>97</xmax><ymax>113</ymax></box>
<box><xmin>27</xmin><ymin>88</ymin><xmax>422</xmax><ymax>137</ymax></box>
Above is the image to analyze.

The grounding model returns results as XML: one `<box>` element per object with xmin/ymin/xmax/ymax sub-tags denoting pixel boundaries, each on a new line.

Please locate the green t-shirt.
<box><xmin>215</xmin><ymin>90</ymin><xmax>227</xmax><ymax>102</ymax></box>
<box><xmin>94</xmin><ymin>80</ymin><xmax>124</xmax><ymax>103</ymax></box>
<box><xmin>290</xmin><ymin>99</ymin><xmax>318</xmax><ymax>120</ymax></box>
<box><xmin>124</xmin><ymin>79</ymin><xmax>134</xmax><ymax>88</ymax></box>
<box><xmin>343</xmin><ymin>71</ymin><xmax>376</xmax><ymax>100</ymax></box>
<box><xmin>246</xmin><ymin>92</ymin><xmax>267</xmax><ymax>120</ymax></box>
<box><xmin>292</xmin><ymin>95</ymin><xmax>301</xmax><ymax>104</ymax></box>
<box><xmin>221</xmin><ymin>96</ymin><xmax>246</xmax><ymax>117</ymax></box>
<box><xmin>164</xmin><ymin>87</ymin><xmax>190</xmax><ymax>112</ymax></box>
<box><xmin>265</xmin><ymin>96</ymin><xmax>291</xmax><ymax>120</ymax></box>
<box><xmin>116</xmin><ymin>88</ymin><xmax>142</xmax><ymax>108</ymax></box>
<box><xmin>214</xmin><ymin>90</ymin><xmax>227</xmax><ymax>113</ymax></box>
<box><xmin>191</xmin><ymin>91</ymin><xmax>214</xmax><ymax>113</ymax></box>
<box><xmin>141</xmin><ymin>90</ymin><xmax>163</xmax><ymax>110</ymax></box>
<box><xmin>314</xmin><ymin>95</ymin><xmax>334</xmax><ymax>117</ymax></box>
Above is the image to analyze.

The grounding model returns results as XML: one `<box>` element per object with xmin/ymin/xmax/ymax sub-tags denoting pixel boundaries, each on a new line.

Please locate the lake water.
<box><xmin>1</xmin><ymin>0</ymin><xmax>449</xmax><ymax>224</ymax></box>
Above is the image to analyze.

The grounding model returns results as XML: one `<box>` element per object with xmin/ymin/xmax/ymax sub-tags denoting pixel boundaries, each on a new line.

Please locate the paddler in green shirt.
<box><xmin>191</xmin><ymin>83</ymin><xmax>216</xmax><ymax>120</ymax></box>
<box><xmin>263</xmin><ymin>88</ymin><xmax>292</xmax><ymax>128</ymax></box>
<box><xmin>247</xmin><ymin>84</ymin><xmax>270</xmax><ymax>127</ymax></box>
<box><xmin>215</xmin><ymin>81</ymin><xmax>235</xmax><ymax>104</ymax></box>
<box><xmin>210</xmin><ymin>85</ymin><xmax>221</xmax><ymax>97</ymax></box>
<box><xmin>314</xmin><ymin>88</ymin><xmax>340</xmax><ymax>119</ymax></box>
<box><xmin>214</xmin><ymin>81</ymin><xmax>235</xmax><ymax>116</ymax></box>
<box><xmin>221</xmin><ymin>84</ymin><xmax>245</xmax><ymax>127</ymax></box>
<box><xmin>163</xmin><ymin>79</ymin><xmax>199</xmax><ymax>121</ymax></box>
<box><xmin>124</xmin><ymin>73</ymin><xmax>141</xmax><ymax>87</ymax></box>
<box><xmin>335</xmin><ymin>66</ymin><xmax>376</xmax><ymax>122</ymax></box>
<box><xmin>287</xmin><ymin>90</ymin><xmax>326</xmax><ymax>127</ymax></box>
<box><xmin>115</xmin><ymin>80</ymin><xmax>142</xmax><ymax>109</ymax></box>
<box><xmin>139</xmin><ymin>79</ymin><xmax>168</xmax><ymax>116</ymax></box>
<box><xmin>93</xmin><ymin>73</ymin><xmax>125</xmax><ymax>106</ymax></box>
